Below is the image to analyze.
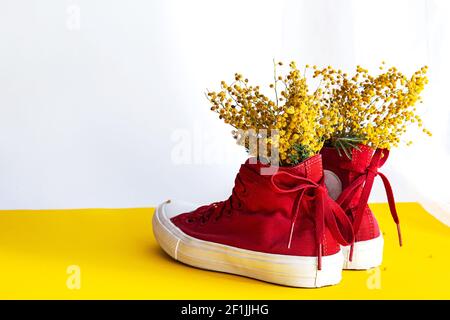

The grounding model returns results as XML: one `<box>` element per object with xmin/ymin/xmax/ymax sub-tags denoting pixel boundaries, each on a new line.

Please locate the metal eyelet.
<box><xmin>185</xmin><ymin>218</ymin><xmax>195</xmax><ymax>224</ymax></box>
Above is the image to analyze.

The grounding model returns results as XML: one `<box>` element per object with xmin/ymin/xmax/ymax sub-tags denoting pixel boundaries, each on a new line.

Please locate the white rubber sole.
<box><xmin>152</xmin><ymin>200</ymin><xmax>345</xmax><ymax>288</ymax></box>
<box><xmin>342</xmin><ymin>235</ymin><xmax>384</xmax><ymax>270</ymax></box>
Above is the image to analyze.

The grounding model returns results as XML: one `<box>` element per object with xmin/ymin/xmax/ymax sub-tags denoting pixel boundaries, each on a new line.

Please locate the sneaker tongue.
<box><xmin>245</xmin><ymin>155</ymin><xmax>323</xmax><ymax>182</ymax></box>
<box><xmin>351</xmin><ymin>145</ymin><xmax>375</xmax><ymax>169</ymax></box>
<box><xmin>322</xmin><ymin>145</ymin><xmax>375</xmax><ymax>172</ymax></box>
<box><xmin>280</xmin><ymin>154</ymin><xmax>323</xmax><ymax>182</ymax></box>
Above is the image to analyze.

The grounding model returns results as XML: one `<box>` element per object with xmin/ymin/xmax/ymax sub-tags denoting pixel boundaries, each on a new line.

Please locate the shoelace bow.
<box><xmin>336</xmin><ymin>148</ymin><xmax>402</xmax><ymax>261</ymax></box>
<box><xmin>271</xmin><ymin>171</ymin><xmax>354</xmax><ymax>270</ymax></box>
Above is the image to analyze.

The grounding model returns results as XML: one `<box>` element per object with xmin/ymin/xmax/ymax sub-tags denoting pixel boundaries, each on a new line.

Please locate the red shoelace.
<box><xmin>270</xmin><ymin>171</ymin><xmax>354</xmax><ymax>270</ymax></box>
<box><xmin>336</xmin><ymin>148</ymin><xmax>402</xmax><ymax>261</ymax></box>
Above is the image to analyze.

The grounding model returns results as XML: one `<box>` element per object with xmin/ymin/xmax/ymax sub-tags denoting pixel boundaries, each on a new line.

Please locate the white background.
<box><xmin>0</xmin><ymin>0</ymin><xmax>449</xmax><ymax>222</ymax></box>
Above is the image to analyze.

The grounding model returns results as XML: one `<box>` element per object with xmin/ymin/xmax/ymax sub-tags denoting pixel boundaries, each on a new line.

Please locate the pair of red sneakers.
<box><xmin>153</xmin><ymin>146</ymin><xmax>402</xmax><ymax>287</ymax></box>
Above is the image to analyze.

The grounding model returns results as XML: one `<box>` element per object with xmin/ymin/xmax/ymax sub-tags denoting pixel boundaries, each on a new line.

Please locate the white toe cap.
<box><xmin>157</xmin><ymin>200</ymin><xmax>198</xmax><ymax>219</ymax></box>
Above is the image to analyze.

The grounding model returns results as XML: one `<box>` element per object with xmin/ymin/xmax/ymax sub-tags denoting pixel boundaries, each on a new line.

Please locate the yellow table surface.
<box><xmin>0</xmin><ymin>202</ymin><xmax>449</xmax><ymax>299</ymax></box>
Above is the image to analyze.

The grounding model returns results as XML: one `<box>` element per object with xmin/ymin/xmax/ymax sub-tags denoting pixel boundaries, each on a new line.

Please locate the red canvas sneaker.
<box><xmin>153</xmin><ymin>155</ymin><xmax>354</xmax><ymax>287</ymax></box>
<box><xmin>321</xmin><ymin>145</ymin><xmax>402</xmax><ymax>270</ymax></box>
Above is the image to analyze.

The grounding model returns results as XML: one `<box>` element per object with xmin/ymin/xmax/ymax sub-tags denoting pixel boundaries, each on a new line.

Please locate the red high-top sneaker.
<box><xmin>153</xmin><ymin>155</ymin><xmax>354</xmax><ymax>287</ymax></box>
<box><xmin>321</xmin><ymin>145</ymin><xmax>402</xmax><ymax>270</ymax></box>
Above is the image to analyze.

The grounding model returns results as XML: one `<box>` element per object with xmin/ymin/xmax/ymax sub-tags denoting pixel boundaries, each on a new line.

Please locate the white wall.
<box><xmin>0</xmin><ymin>0</ymin><xmax>449</xmax><ymax>218</ymax></box>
